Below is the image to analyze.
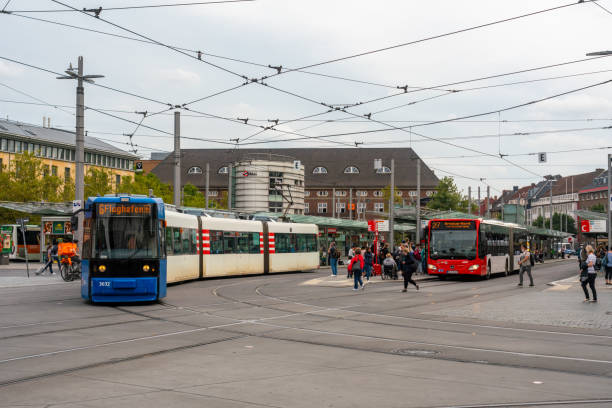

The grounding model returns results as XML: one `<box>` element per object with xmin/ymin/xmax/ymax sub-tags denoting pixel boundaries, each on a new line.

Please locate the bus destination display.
<box><xmin>97</xmin><ymin>203</ymin><xmax>152</xmax><ymax>217</ymax></box>
<box><xmin>431</xmin><ymin>220</ymin><xmax>475</xmax><ymax>230</ymax></box>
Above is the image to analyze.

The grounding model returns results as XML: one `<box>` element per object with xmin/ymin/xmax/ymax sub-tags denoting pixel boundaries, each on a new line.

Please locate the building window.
<box><xmin>374</xmin><ymin>202</ymin><xmax>384</xmax><ymax>212</ymax></box>
<box><xmin>59</xmin><ymin>148</ymin><xmax>65</xmax><ymax>161</ymax></box>
<box><xmin>343</xmin><ymin>166</ymin><xmax>359</xmax><ymax>174</ymax></box>
<box><xmin>64</xmin><ymin>167</ymin><xmax>70</xmax><ymax>183</ymax></box>
<box><xmin>71</xmin><ymin>150</ymin><xmax>75</xmax><ymax>161</ymax></box>
<box><xmin>34</xmin><ymin>144</ymin><xmax>40</xmax><ymax>156</ymax></box>
<box><xmin>317</xmin><ymin>202</ymin><xmax>327</xmax><ymax>213</ymax></box>
<box><xmin>312</xmin><ymin>166</ymin><xmax>328</xmax><ymax>174</ymax></box>
<box><xmin>376</xmin><ymin>166</ymin><xmax>391</xmax><ymax>174</ymax></box>
<box><xmin>356</xmin><ymin>190</ymin><xmax>367</xmax><ymax>197</ymax></box>
<box><xmin>357</xmin><ymin>202</ymin><xmax>366</xmax><ymax>213</ymax></box>
<box><xmin>304</xmin><ymin>203</ymin><xmax>309</xmax><ymax>213</ymax></box>
<box><xmin>304</xmin><ymin>191</ymin><xmax>310</xmax><ymax>197</ymax></box>
<box><xmin>51</xmin><ymin>165</ymin><xmax>58</xmax><ymax>177</ymax></box>
<box><xmin>396</xmin><ymin>191</ymin><xmax>402</xmax><ymax>196</ymax></box>
<box><xmin>409</xmin><ymin>191</ymin><xmax>417</xmax><ymax>197</ymax></box>
<box><xmin>317</xmin><ymin>190</ymin><xmax>329</xmax><ymax>197</ymax></box>
<box><xmin>269</xmin><ymin>201</ymin><xmax>283</xmax><ymax>213</ymax></box>
<box><xmin>115</xmin><ymin>174</ymin><xmax>121</xmax><ymax>187</ymax></box>
<box><xmin>0</xmin><ymin>138</ymin><xmax>6</xmax><ymax>151</ymax></box>
<box><xmin>426</xmin><ymin>190</ymin><xmax>435</xmax><ymax>196</ymax></box>
<box><xmin>373</xmin><ymin>190</ymin><xmax>383</xmax><ymax>197</ymax></box>
<box><xmin>8</xmin><ymin>139</ymin><xmax>14</xmax><ymax>152</ymax></box>
<box><xmin>188</xmin><ymin>166</ymin><xmax>203</xmax><ymax>175</ymax></box>
<box><xmin>335</xmin><ymin>190</ymin><xmax>347</xmax><ymax>197</ymax></box>
<box><xmin>218</xmin><ymin>166</ymin><xmax>229</xmax><ymax>174</ymax></box>
<box><xmin>336</xmin><ymin>202</ymin><xmax>346</xmax><ymax>214</ymax></box>
<box><xmin>208</xmin><ymin>191</ymin><xmax>218</xmax><ymax>197</ymax></box>
<box><xmin>16</xmin><ymin>141</ymin><xmax>22</xmax><ymax>153</ymax></box>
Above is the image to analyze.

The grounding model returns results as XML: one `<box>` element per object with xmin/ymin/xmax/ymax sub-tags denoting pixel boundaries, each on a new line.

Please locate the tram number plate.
<box><xmin>98</xmin><ymin>281</ymin><xmax>111</xmax><ymax>287</ymax></box>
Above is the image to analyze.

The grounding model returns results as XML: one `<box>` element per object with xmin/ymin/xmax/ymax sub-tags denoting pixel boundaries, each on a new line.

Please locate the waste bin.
<box><xmin>0</xmin><ymin>254</ymin><xmax>9</xmax><ymax>265</ymax></box>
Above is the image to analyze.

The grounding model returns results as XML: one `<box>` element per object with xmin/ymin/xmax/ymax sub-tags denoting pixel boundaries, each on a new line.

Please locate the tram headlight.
<box><xmin>468</xmin><ymin>265</ymin><xmax>480</xmax><ymax>271</ymax></box>
<box><xmin>142</xmin><ymin>264</ymin><xmax>150</xmax><ymax>272</ymax></box>
<box><xmin>427</xmin><ymin>264</ymin><xmax>436</xmax><ymax>270</ymax></box>
<box><xmin>98</xmin><ymin>265</ymin><xmax>106</xmax><ymax>272</ymax></box>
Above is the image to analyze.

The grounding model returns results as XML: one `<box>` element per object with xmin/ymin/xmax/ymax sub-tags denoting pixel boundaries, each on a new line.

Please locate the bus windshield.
<box><xmin>429</xmin><ymin>221</ymin><xmax>477</xmax><ymax>260</ymax></box>
<box><xmin>92</xmin><ymin>203</ymin><xmax>159</xmax><ymax>259</ymax></box>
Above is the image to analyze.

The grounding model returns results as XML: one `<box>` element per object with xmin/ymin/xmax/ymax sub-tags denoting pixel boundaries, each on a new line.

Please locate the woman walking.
<box><xmin>400</xmin><ymin>249</ymin><xmax>419</xmax><ymax>292</ymax></box>
<box><xmin>363</xmin><ymin>247</ymin><xmax>373</xmax><ymax>281</ymax></box>
<box><xmin>604</xmin><ymin>246</ymin><xmax>612</xmax><ymax>285</ymax></box>
<box><xmin>581</xmin><ymin>245</ymin><xmax>598</xmax><ymax>302</ymax></box>
<box><xmin>348</xmin><ymin>248</ymin><xmax>365</xmax><ymax>290</ymax></box>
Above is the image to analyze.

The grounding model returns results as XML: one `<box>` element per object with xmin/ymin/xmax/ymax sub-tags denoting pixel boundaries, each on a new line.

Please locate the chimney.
<box><xmin>47</xmin><ymin>117</ymin><xmax>51</xmax><ymax>128</ymax></box>
<box><xmin>43</xmin><ymin>116</ymin><xmax>46</xmax><ymax>128</ymax></box>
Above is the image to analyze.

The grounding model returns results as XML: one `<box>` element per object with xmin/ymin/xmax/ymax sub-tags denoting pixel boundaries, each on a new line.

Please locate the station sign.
<box><xmin>580</xmin><ymin>219</ymin><xmax>606</xmax><ymax>233</ymax></box>
<box><xmin>327</xmin><ymin>228</ymin><xmax>337</xmax><ymax>234</ymax></box>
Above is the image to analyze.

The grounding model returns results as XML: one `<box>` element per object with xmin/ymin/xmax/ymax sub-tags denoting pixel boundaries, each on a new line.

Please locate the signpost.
<box><xmin>580</xmin><ymin>219</ymin><xmax>606</xmax><ymax>233</ymax></box>
<box><xmin>17</xmin><ymin>218</ymin><xmax>30</xmax><ymax>277</ymax></box>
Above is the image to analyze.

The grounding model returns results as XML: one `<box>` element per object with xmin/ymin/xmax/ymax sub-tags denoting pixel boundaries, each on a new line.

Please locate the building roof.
<box><xmin>577</xmin><ymin>169</ymin><xmax>608</xmax><ymax>193</ymax></box>
<box><xmin>152</xmin><ymin>148</ymin><xmax>439</xmax><ymax>189</ymax></box>
<box><xmin>0</xmin><ymin>119</ymin><xmax>138</xmax><ymax>159</ymax></box>
<box><xmin>551</xmin><ymin>170</ymin><xmax>603</xmax><ymax>196</ymax></box>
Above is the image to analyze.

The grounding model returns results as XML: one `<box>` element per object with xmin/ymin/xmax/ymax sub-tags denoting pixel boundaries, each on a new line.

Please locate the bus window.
<box><xmin>173</xmin><ymin>228</ymin><xmax>182</xmax><ymax>255</ymax></box>
<box><xmin>182</xmin><ymin>228</ymin><xmax>191</xmax><ymax>254</ymax></box>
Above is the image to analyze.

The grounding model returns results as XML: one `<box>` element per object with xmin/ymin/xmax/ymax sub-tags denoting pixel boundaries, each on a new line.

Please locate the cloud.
<box><xmin>153</xmin><ymin>68</ymin><xmax>201</xmax><ymax>84</ymax></box>
<box><xmin>0</xmin><ymin>61</ymin><xmax>23</xmax><ymax>77</ymax></box>
<box><xmin>531</xmin><ymin>94</ymin><xmax>612</xmax><ymax>117</ymax></box>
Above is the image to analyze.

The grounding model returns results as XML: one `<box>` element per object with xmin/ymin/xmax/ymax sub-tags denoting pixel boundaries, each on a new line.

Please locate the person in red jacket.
<box><xmin>348</xmin><ymin>248</ymin><xmax>365</xmax><ymax>290</ymax></box>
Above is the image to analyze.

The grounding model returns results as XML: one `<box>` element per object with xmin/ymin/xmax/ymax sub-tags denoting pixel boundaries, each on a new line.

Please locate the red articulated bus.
<box><xmin>426</xmin><ymin>218</ymin><xmax>529</xmax><ymax>280</ymax></box>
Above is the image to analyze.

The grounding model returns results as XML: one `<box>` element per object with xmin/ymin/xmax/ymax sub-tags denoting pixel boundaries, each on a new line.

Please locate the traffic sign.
<box><xmin>72</xmin><ymin>200</ymin><xmax>82</xmax><ymax>213</ymax></box>
<box><xmin>538</xmin><ymin>152</ymin><xmax>547</xmax><ymax>163</ymax></box>
<box><xmin>135</xmin><ymin>161</ymin><xmax>143</xmax><ymax>171</ymax></box>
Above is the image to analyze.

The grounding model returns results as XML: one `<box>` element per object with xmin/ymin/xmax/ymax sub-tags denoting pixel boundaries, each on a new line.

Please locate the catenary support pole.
<box><xmin>608</xmin><ymin>153</ymin><xmax>611</xmax><ymax>247</ymax></box>
<box><xmin>486</xmin><ymin>185</ymin><xmax>490</xmax><ymax>218</ymax></box>
<box><xmin>389</xmin><ymin>159</ymin><xmax>395</xmax><ymax>246</ymax></box>
<box><xmin>478</xmin><ymin>186</ymin><xmax>481</xmax><ymax>216</ymax></box>
<box><xmin>349</xmin><ymin>187</ymin><xmax>353</xmax><ymax>220</ymax></box>
<box><xmin>468</xmin><ymin>186</ymin><xmax>471</xmax><ymax>215</ymax></box>
<box><xmin>332</xmin><ymin>188</ymin><xmax>336</xmax><ymax>218</ymax></box>
<box><xmin>228</xmin><ymin>163</ymin><xmax>232</xmax><ymax>210</ymax></box>
<box><xmin>205</xmin><ymin>162</ymin><xmax>209</xmax><ymax>209</ymax></box>
<box><xmin>549</xmin><ymin>180</ymin><xmax>553</xmax><ymax>231</ymax></box>
<box><xmin>416</xmin><ymin>158</ymin><xmax>421</xmax><ymax>244</ymax></box>
<box><xmin>173</xmin><ymin>111</ymin><xmax>180</xmax><ymax>206</ymax></box>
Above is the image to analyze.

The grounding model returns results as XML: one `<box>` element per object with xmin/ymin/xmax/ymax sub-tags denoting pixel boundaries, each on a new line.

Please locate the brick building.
<box><xmin>150</xmin><ymin>148</ymin><xmax>439</xmax><ymax>218</ymax></box>
<box><xmin>578</xmin><ymin>169</ymin><xmax>609</xmax><ymax>212</ymax></box>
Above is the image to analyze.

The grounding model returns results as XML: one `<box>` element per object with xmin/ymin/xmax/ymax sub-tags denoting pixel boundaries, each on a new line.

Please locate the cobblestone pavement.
<box><xmin>425</xmin><ymin>271</ymin><xmax>612</xmax><ymax>330</ymax></box>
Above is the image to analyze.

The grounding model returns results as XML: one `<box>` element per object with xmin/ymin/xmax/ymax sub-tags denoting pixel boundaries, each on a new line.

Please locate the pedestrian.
<box><xmin>517</xmin><ymin>244</ymin><xmax>534</xmax><ymax>287</ymax></box>
<box><xmin>36</xmin><ymin>243</ymin><xmax>55</xmax><ymax>275</ymax></box>
<box><xmin>382</xmin><ymin>252</ymin><xmax>398</xmax><ymax>279</ymax></box>
<box><xmin>414</xmin><ymin>245</ymin><xmax>422</xmax><ymax>274</ymax></box>
<box><xmin>347</xmin><ymin>245</ymin><xmax>355</xmax><ymax>278</ymax></box>
<box><xmin>348</xmin><ymin>247</ymin><xmax>365</xmax><ymax>290</ymax></box>
<box><xmin>581</xmin><ymin>245</ymin><xmax>598</xmax><ymax>302</ymax></box>
<box><xmin>328</xmin><ymin>241</ymin><xmax>339</xmax><ymax>277</ymax></box>
<box><xmin>400</xmin><ymin>249</ymin><xmax>419</xmax><ymax>292</ymax></box>
<box><xmin>363</xmin><ymin>246</ymin><xmax>373</xmax><ymax>281</ymax></box>
<box><xmin>604</xmin><ymin>246</ymin><xmax>612</xmax><ymax>285</ymax></box>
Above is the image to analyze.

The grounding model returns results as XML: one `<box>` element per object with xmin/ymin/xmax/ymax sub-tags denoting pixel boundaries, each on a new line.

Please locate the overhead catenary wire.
<box><xmin>5</xmin><ymin>1</ymin><xmax>255</xmax><ymax>13</ymax></box>
<box><xmin>0</xmin><ymin>82</ymin><xmax>74</xmax><ymax>117</ymax></box>
<box><xmin>592</xmin><ymin>0</ymin><xmax>612</xmax><ymax>15</ymax></box>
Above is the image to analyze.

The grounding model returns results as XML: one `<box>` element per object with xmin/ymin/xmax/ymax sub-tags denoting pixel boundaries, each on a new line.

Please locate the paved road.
<box><xmin>0</xmin><ymin>259</ymin><xmax>610</xmax><ymax>408</ymax></box>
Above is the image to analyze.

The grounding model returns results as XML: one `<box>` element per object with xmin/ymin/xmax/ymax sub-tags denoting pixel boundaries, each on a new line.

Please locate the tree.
<box><xmin>532</xmin><ymin>213</ymin><xmax>576</xmax><ymax>234</ymax></box>
<box><xmin>118</xmin><ymin>173</ymin><xmax>173</xmax><ymax>204</ymax></box>
<box><xmin>0</xmin><ymin>152</ymin><xmax>67</xmax><ymax>203</ymax></box>
<box><xmin>84</xmin><ymin>168</ymin><xmax>114</xmax><ymax>198</ymax></box>
<box><xmin>427</xmin><ymin>177</ymin><xmax>463</xmax><ymax>211</ymax></box>
<box><xmin>590</xmin><ymin>203</ymin><xmax>605</xmax><ymax>213</ymax></box>
<box><xmin>183</xmin><ymin>183</ymin><xmax>206</xmax><ymax>208</ymax></box>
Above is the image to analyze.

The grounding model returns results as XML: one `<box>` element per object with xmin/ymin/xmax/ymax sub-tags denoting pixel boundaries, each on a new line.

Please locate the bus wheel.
<box><xmin>484</xmin><ymin>263</ymin><xmax>491</xmax><ymax>280</ymax></box>
<box><xmin>504</xmin><ymin>260</ymin><xmax>509</xmax><ymax>276</ymax></box>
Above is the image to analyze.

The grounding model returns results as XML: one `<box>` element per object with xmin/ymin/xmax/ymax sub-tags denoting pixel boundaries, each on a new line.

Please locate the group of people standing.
<box><xmin>327</xmin><ymin>241</ymin><xmax>422</xmax><ymax>292</ymax></box>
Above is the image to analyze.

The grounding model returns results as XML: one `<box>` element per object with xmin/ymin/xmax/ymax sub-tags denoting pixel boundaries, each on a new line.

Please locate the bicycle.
<box><xmin>59</xmin><ymin>255</ymin><xmax>81</xmax><ymax>282</ymax></box>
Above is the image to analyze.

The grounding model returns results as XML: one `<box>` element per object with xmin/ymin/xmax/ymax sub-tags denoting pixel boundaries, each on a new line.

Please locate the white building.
<box><xmin>232</xmin><ymin>158</ymin><xmax>305</xmax><ymax>214</ymax></box>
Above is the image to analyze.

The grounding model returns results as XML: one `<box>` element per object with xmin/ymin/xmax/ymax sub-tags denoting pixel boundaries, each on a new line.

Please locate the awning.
<box><xmin>0</xmin><ymin>201</ymin><xmax>73</xmax><ymax>216</ymax></box>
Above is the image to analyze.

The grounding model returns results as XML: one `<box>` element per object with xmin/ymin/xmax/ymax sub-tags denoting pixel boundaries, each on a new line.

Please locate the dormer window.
<box><xmin>218</xmin><ymin>166</ymin><xmax>229</xmax><ymax>174</ymax></box>
<box><xmin>312</xmin><ymin>166</ymin><xmax>328</xmax><ymax>174</ymax></box>
<box><xmin>376</xmin><ymin>166</ymin><xmax>391</xmax><ymax>174</ymax></box>
<box><xmin>187</xmin><ymin>166</ymin><xmax>202</xmax><ymax>175</ymax></box>
<box><xmin>344</xmin><ymin>166</ymin><xmax>359</xmax><ymax>174</ymax></box>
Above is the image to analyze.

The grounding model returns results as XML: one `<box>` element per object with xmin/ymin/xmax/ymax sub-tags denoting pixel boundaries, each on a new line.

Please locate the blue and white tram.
<box><xmin>81</xmin><ymin>196</ymin><xmax>319</xmax><ymax>303</ymax></box>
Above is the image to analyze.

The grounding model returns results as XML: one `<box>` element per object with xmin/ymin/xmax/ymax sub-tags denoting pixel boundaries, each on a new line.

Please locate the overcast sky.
<box><xmin>1</xmin><ymin>0</ymin><xmax>611</xmax><ymax>196</ymax></box>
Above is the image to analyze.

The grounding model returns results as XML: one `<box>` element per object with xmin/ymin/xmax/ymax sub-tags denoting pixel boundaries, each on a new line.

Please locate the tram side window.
<box><xmin>165</xmin><ymin>228</ymin><xmax>174</xmax><ymax>256</ymax></box>
<box><xmin>182</xmin><ymin>228</ymin><xmax>191</xmax><ymax>254</ymax></box>
<box><xmin>173</xmin><ymin>228</ymin><xmax>182</xmax><ymax>255</ymax></box>
<box><xmin>250</xmin><ymin>232</ymin><xmax>260</xmax><ymax>253</ymax></box>
<box><xmin>210</xmin><ymin>230</ymin><xmax>223</xmax><ymax>254</ymax></box>
<box><xmin>82</xmin><ymin>218</ymin><xmax>92</xmax><ymax>258</ymax></box>
<box><xmin>223</xmin><ymin>231</ymin><xmax>236</xmax><ymax>254</ymax></box>
<box><xmin>190</xmin><ymin>229</ymin><xmax>198</xmax><ymax>254</ymax></box>
<box><xmin>275</xmin><ymin>233</ymin><xmax>297</xmax><ymax>253</ymax></box>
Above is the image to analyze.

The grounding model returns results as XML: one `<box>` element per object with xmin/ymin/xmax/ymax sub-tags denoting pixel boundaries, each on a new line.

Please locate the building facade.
<box><xmin>0</xmin><ymin>119</ymin><xmax>137</xmax><ymax>188</ymax></box>
<box><xmin>578</xmin><ymin>169</ymin><xmax>609</xmax><ymax>212</ymax></box>
<box><xmin>150</xmin><ymin>148</ymin><xmax>439</xmax><ymax>218</ymax></box>
<box><xmin>233</xmin><ymin>159</ymin><xmax>305</xmax><ymax>214</ymax></box>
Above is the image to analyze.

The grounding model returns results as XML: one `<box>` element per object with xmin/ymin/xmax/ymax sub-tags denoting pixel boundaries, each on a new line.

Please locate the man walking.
<box><xmin>518</xmin><ymin>244</ymin><xmax>534</xmax><ymax>287</ymax></box>
<box><xmin>328</xmin><ymin>241</ymin><xmax>339</xmax><ymax>277</ymax></box>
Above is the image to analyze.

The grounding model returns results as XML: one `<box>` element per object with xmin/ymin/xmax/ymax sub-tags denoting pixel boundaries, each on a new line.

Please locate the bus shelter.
<box><xmin>40</xmin><ymin>217</ymin><xmax>74</xmax><ymax>261</ymax></box>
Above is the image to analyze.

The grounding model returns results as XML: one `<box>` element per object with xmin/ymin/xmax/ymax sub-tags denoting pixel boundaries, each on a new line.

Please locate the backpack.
<box><xmin>329</xmin><ymin>247</ymin><xmax>337</xmax><ymax>258</ymax></box>
<box><xmin>351</xmin><ymin>258</ymin><xmax>361</xmax><ymax>272</ymax></box>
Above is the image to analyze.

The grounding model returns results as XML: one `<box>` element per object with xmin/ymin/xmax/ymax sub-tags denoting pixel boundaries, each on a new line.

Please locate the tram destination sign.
<box><xmin>97</xmin><ymin>203</ymin><xmax>152</xmax><ymax>217</ymax></box>
<box><xmin>431</xmin><ymin>220</ymin><xmax>476</xmax><ymax>230</ymax></box>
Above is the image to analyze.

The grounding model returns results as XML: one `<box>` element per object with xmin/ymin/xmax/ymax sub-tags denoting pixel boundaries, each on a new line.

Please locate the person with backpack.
<box><xmin>328</xmin><ymin>241</ymin><xmax>339</xmax><ymax>277</ymax></box>
<box><xmin>363</xmin><ymin>246</ymin><xmax>374</xmax><ymax>281</ymax></box>
<box><xmin>517</xmin><ymin>244</ymin><xmax>533</xmax><ymax>287</ymax></box>
<box><xmin>347</xmin><ymin>245</ymin><xmax>355</xmax><ymax>278</ymax></box>
<box><xmin>400</xmin><ymin>248</ymin><xmax>419</xmax><ymax>292</ymax></box>
<box><xmin>348</xmin><ymin>248</ymin><xmax>365</xmax><ymax>290</ymax></box>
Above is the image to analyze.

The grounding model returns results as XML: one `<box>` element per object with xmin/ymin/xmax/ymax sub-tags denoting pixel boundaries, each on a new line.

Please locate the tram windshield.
<box><xmin>93</xmin><ymin>203</ymin><xmax>159</xmax><ymax>259</ymax></box>
<box><xmin>429</xmin><ymin>220</ymin><xmax>477</xmax><ymax>260</ymax></box>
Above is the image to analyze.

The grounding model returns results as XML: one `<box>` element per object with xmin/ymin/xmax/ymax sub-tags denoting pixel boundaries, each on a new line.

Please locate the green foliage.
<box><xmin>183</xmin><ymin>183</ymin><xmax>206</xmax><ymax>208</ymax></box>
<box><xmin>84</xmin><ymin>168</ymin><xmax>114</xmax><ymax>198</ymax></box>
<box><xmin>427</xmin><ymin>177</ymin><xmax>463</xmax><ymax>211</ymax></box>
<box><xmin>532</xmin><ymin>213</ymin><xmax>576</xmax><ymax>234</ymax></box>
<box><xmin>118</xmin><ymin>173</ymin><xmax>173</xmax><ymax>204</ymax></box>
<box><xmin>0</xmin><ymin>152</ymin><xmax>69</xmax><ymax>202</ymax></box>
<box><xmin>590</xmin><ymin>203</ymin><xmax>605</xmax><ymax>213</ymax></box>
